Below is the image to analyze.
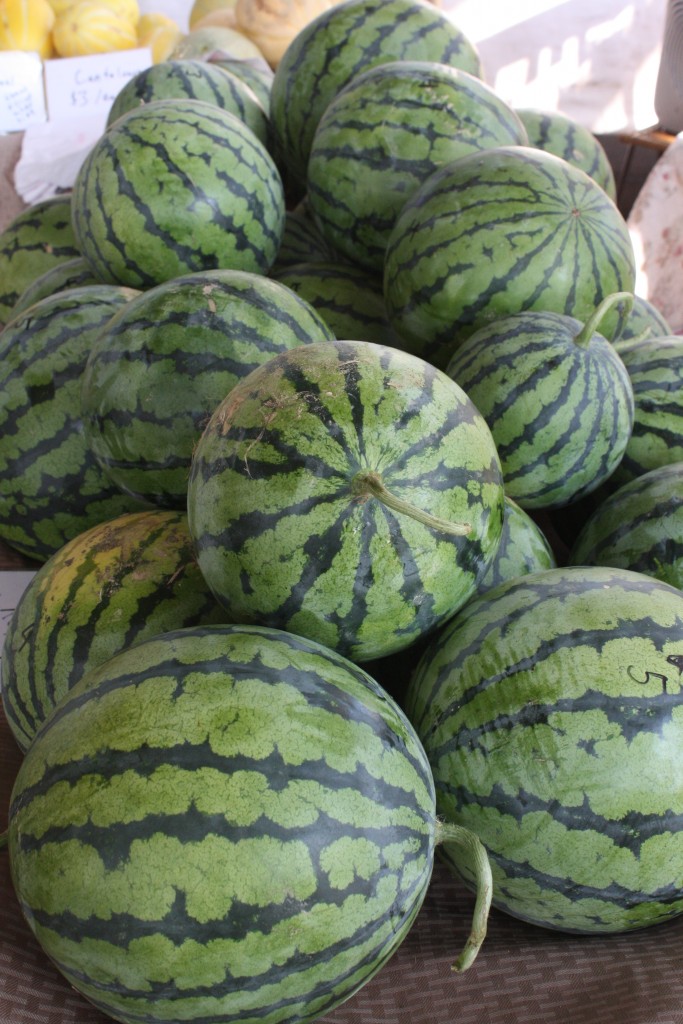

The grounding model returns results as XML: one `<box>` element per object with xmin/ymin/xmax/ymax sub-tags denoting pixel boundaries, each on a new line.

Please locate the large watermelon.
<box><xmin>383</xmin><ymin>145</ymin><xmax>636</xmax><ymax>370</ymax></box>
<box><xmin>71</xmin><ymin>98</ymin><xmax>285</xmax><ymax>289</ymax></box>
<box><xmin>7</xmin><ymin>623</ymin><xmax>490</xmax><ymax>1023</ymax></box>
<box><xmin>306</xmin><ymin>61</ymin><xmax>528</xmax><ymax>273</ymax></box>
<box><xmin>0</xmin><ymin>285</ymin><xmax>147</xmax><ymax>562</ymax></box>
<box><xmin>269</xmin><ymin>0</ymin><xmax>483</xmax><ymax>186</ymax></box>
<box><xmin>405</xmin><ymin>565</ymin><xmax>683</xmax><ymax>934</ymax></box>
<box><xmin>187</xmin><ymin>338</ymin><xmax>505</xmax><ymax>662</ymax></box>
<box><xmin>0</xmin><ymin>196</ymin><xmax>81</xmax><ymax>327</ymax></box>
<box><xmin>1</xmin><ymin>509</ymin><xmax>226</xmax><ymax>752</ymax></box>
<box><xmin>80</xmin><ymin>269</ymin><xmax>335</xmax><ymax>509</ymax></box>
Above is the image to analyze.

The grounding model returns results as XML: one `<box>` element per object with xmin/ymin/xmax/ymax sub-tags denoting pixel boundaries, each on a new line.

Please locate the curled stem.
<box><xmin>573</xmin><ymin>291</ymin><xmax>635</xmax><ymax>348</ymax></box>
<box><xmin>351</xmin><ymin>470</ymin><xmax>471</xmax><ymax>537</ymax></box>
<box><xmin>435</xmin><ymin>819</ymin><xmax>493</xmax><ymax>972</ymax></box>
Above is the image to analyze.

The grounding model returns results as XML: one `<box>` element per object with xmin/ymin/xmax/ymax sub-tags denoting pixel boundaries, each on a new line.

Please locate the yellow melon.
<box><xmin>0</xmin><ymin>0</ymin><xmax>55</xmax><ymax>58</ymax></box>
<box><xmin>136</xmin><ymin>10</ymin><xmax>182</xmax><ymax>62</ymax></box>
<box><xmin>52</xmin><ymin>0</ymin><xmax>137</xmax><ymax>55</ymax></box>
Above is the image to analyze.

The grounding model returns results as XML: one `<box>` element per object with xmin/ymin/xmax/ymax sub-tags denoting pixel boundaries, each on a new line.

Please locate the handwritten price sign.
<box><xmin>43</xmin><ymin>47</ymin><xmax>152</xmax><ymax>122</ymax></box>
<box><xmin>0</xmin><ymin>51</ymin><xmax>47</xmax><ymax>131</ymax></box>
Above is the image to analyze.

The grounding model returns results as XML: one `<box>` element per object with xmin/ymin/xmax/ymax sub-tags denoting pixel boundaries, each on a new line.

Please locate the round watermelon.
<box><xmin>71</xmin><ymin>98</ymin><xmax>285</xmax><ymax>289</ymax></box>
<box><xmin>187</xmin><ymin>338</ymin><xmax>505</xmax><ymax>662</ymax></box>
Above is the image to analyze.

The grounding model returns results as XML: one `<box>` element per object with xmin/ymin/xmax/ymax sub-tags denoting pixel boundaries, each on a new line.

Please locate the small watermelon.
<box><xmin>569</xmin><ymin>461</ymin><xmax>683</xmax><ymax>589</ymax></box>
<box><xmin>81</xmin><ymin>269</ymin><xmax>335</xmax><ymax>508</ymax></box>
<box><xmin>187</xmin><ymin>338</ymin><xmax>505</xmax><ymax>662</ymax></box>
<box><xmin>7</xmin><ymin>623</ymin><xmax>491</xmax><ymax>1023</ymax></box>
<box><xmin>71</xmin><ymin>98</ymin><xmax>285</xmax><ymax>289</ymax></box>
<box><xmin>270</xmin><ymin>197</ymin><xmax>341</xmax><ymax>274</ymax></box>
<box><xmin>444</xmin><ymin>295</ymin><xmax>635</xmax><ymax>509</ymax></box>
<box><xmin>306</xmin><ymin>61</ymin><xmax>528</xmax><ymax>273</ymax></box>
<box><xmin>515</xmin><ymin>107</ymin><xmax>617</xmax><ymax>200</ymax></box>
<box><xmin>405</xmin><ymin>565</ymin><xmax>683</xmax><ymax>934</ymax></box>
<box><xmin>270</xmin><ymin>0</ymin><xmax>483</xmax><ymax>185</ymax></box>
<box><xmin>11</xmin><ymin>256</ymin><xmax>100</xmax><ymax>315</ymax></box>
<box><xmin>1</xmin><ymin>508</ymin><xmax>226</xmax><ymax>752</ymax></box>
<box><xmin>475</xmin><ymin>496</ymin><xmax>556</xmax><ymax>596</ymax></box>
<box><xmin>614</xmin><ymin>294</ymin><xmax>672</xmax><ymax>347</ymax></box>
<box><xmin>383</xmin><ymin>145</ymin><xmax>636</xmax><ymax>369</ymax></box>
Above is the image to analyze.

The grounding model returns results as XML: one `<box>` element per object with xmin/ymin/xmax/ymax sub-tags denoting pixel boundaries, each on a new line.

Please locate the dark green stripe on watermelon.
<box><xmin>383</xmin><ymin>145</ymin><xmax>636</xmax><ymax>370</ymax></box>
<box><xmin>106</xmin><ymin>59</ymin><xmax>270</xmax><ymax>149</ymax></box>
<box><xmin>405</xmin><ymin>565</ymin><xmax>683</xmax><ymax>934</ymax></box>
<box><xmin>8</xmin><ymin>623</ymin><xmax>436</xmax><ymax>1024</ymax></box>
<box><xmin>307</xmin><ymin>61</ymin><xmax>528</xmax><ymax>273</ymax></box>
<box><xmin>0</xmin><ymin>196</ymin><xmax>81</xmax><ymax>327</ymax></box>
<box><xmin>270</xmin><ymin>0</ymin><xmax>483</xmax><ymax>185</ymax></box>
<box><xmin>187</xmin><ymin>339</ymin><xmax>504</xmax><ymax>662</ymax></box>
<box><xmin>81</xmin><ymin>268</ymin><xmax>335</xmax><ymax>508</ymax></box>
<box><xmin>71</xmin><ymin>98</ymin><xmax>285</xmax><ymax>289</ymax></box>
<box><xmin>1</xmin><ymin>508</ymin><xmax>226</xmax><ymax>752</ymax></box>
<box><xmin>0</xmin><ymin>284</ymin><xmax>148</xmax><ymax>561</ymax></box>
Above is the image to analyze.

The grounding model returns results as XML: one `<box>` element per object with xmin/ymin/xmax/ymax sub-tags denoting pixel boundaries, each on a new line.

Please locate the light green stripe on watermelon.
<box><xmin>8</xmin><ymin>623</ymin><xmax>437</xmax><ymax>1024</ymax></box>
<box><xmin>405</xmin><ymin>565</ymin><xmax>683</xmax><ymax>934</ymax></box>
<box><xmin>270</xmin><ymin>0</ymin><xmax>483</xmax><ymax>185</ymax></box>
<box><xmin>306</xmin><ymin>61</ymin><xmax>528</xmax><ymax>273</ymax></box>
<box><xmin>105</xmin><ymin>59</ymin><xmax>270</xmax><ymax>149</ymax></box>
<box><xmin>383</xmin><ymin>145</ymin><xmax>636</xmax><ymax>370</ymax></box>
<box><xmin>0</xmin><ymin>284</ymin><xmax>147</xmax><ymax>562</ymax></box>
<box><xmin>1</xmin><ymin>508</ymin><xmax>226</xmax><ymax>752</ymax></box>
<box><xmin>71</xmin><ymin>98</ymin><xmax>285</xmax><ymax>290</ymax></box>
<box><xmin>569</xmin><ymin>461</ymin><xmax>683</xmax><ymax>588</ymax></box>
<box><xmin>81</xmin><ymin>268</ymin><xmax>335</xmax><ymax>509</ymax></box>
<box><xmin>0</xmin><ymin>196</ymin><xmax>81</xmax><ymax>327</ymax></box>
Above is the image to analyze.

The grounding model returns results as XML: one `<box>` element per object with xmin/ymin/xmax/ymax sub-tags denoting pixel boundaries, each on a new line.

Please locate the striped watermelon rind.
<box><xmin>0</xmin><ymin>196</ymin><xmax>81</xmax><ymax>327</ymax></box>
<box><xmin>80</xmin><ymin>269</ymin><xmax>335</xmax><ymax>508</ymax></box>
<box><xmin>515</xmin><ymin>107</ymin><xmax>617</xmax><ymax>200</ymax></box>
<box><xmin>383</xmin><ymin>145</ymin><xmax>636</xmax><ymax>370</ymax></box>
<box><xmin>187</xmin><ymin>338</ymin><xmax>505</xmax><ymax>662</ymax></box>
<box><xmin>0</xmin><ymin>284</ymin><xmax>147</xmax><ymax>562</ymax></box>
<box><xmin>306</xmin><ymin>61</ymin><xmax>528</xmax><ymax>273</ymax></box>
<box><xmin>1</xmin><ymin>508</ymin><xmax>226</xmax><ymax>752</ymax></box>
<box><xmin>270</xmin><ymin>0</ymin><xmax>483</xmax><ymax>185</ymax></box>
<box><xmin>475</xmin><ymin>496</ymin><xmax>556</xmax><ymax>595</ymax></box>
<box><xmin>11</xmin><ymin>257</ymin><xmax>101</xmax><ymax>316</ymax></box>
<box><xmin>444</xmin><ymin>301</ymin><xmax>635</xmax><ymax>509</ymax></box>
<box><xmin>405</xmin><ymin>565</ymin><xmax>683</xmax><ymax>934</ymax></box>
<box><xmin>8</xmin><ymin>623</ymin><xmax>438</xmax><ymax>1023</ymax></box>
<box><xmin>71</xmin><ymin>98</ymin><xmax>285</xmax><ymax>289</ymax></box>
<box><xmin>569</xmin><ymin>461</ymin><xmax>683</xmax><ymax>588</ymax></box>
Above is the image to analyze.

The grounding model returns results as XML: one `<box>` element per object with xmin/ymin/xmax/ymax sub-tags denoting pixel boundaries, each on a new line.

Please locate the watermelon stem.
<box><xmin>351</xmin><ymin>471</ymin><xmax>471</xmax><ymax>536</ymax></box>
<box><xmin>573</xmin><ymin>291</ymin><xmax>635</xmax><ymax>349</ymax></box>
<box><xmin>435</xmin><ymin>819</ymin><xmax>492</xmax><ymax>972</ymax></box>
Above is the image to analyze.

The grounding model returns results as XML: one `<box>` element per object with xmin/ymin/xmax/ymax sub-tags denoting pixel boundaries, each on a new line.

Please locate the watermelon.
<box><xmin>569</xmin><ymin>461</ymin><xmax>683</xmax><ymax>588</ymax></box>
<box><xmin>444</xmin><ymin>296</ymin><xmax>635</xmax><ymax>509</ymax></box>
<box><xmin>187</xmin><ymin>338</ymin><xmax>505</xmax><ymax>662</ymax></box>
<box><xmin>7</xmin><ymin>623</ymin><xmax>490</xmax><ymax>1023</ymax></box>
<box><xmin>306</xmin><ymin>61</ymin><xmax>528</xmax><ymax>273</ymax></box>
<box><xmin>515</xmin><ymin>107</ymin><xmax>617</xmax><ymax>200</ymax></box>
<box><xmin>405</xmin><ymin>565</ymin><xmax>683</xmax><ymax>934</ymax></box>
<box><xmin>213</xmin><ymin>58</ymin><xmax>274</xmax><ymax>112</ymax></box>
<box><xmin>11</xmin><ymin>256</ymin><xmax>100</xmax><ymax>316</ymax></box>
<box><xmin>475</xmin><ymin>496</ymin><xmax>556</xmax><ymax>596</ymax></box>
<box><xmin>0</xmin><ymin>284</ymin><xmax>147</xmax><ymax>562</ymax></box>
<box><xmin>383</xmin><ymin>145</ymin><xmax>636</xmax><ymax>370</ymax></box>
<box><xmin>105</xmin><ymin>58</ymin><xmax>270</xmax><ymax>149</ymax></box>
<box><xmin>71</xmin><ymin>98</ymin><xmax>285</xmax><ymax>290</ymax></box>
<box><xmin>614</xmin><ymin>294</ymin><xmax>672</xmax><ymax>347</ymax></box>
<box><xmin>0</xmin><ymin>196</ymin><xmax>81</xmax><ymax>327</ymax></box>
<box><xmin>270</xmin><ymin>198</ymin><xmax>341</xmax><ymax>274</ymax></box>
<box><xmin>269</xmin><ymin>0</ymin><xmax>483</xmax><ymax>186</ymax></box>
<box><xmin>272</xmin><ymin>261</ymin><xmax>403</xmax><ymax>345</ymax></box>
<box><xmin>1</xmin><ymin>509</ymin><xmax>226</xmax><ymax>752</ymax></box>
<box><xmin>609</xmin><ymin>334</ymin><xmax>683</xmax><ymax>488</ymax></box>
<box><xmin>81</xmin><ymin>269</ymin><xmax>335</xmax><ymax>509</ymax></box>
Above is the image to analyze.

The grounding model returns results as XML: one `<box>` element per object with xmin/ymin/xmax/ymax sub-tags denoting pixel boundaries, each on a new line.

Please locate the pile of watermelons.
<box><xmin>3</xmin><ymin>1</ymin><xmax>683</xmax><ymax>1022</ymax></box>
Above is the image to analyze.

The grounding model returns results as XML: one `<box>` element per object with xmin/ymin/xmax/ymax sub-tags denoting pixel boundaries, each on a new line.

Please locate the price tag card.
<box><xmin>43</xmin><ymin>47</ymin><xmax>152</xmax><ymax>122</ymax></box>
<box><xmin>0</xmin><ymin>51</ymin><xmax>47</xmax><ymax>132</ymax></box>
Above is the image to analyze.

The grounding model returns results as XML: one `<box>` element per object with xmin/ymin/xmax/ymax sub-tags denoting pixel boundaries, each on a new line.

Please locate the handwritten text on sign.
<box><xmin>0</xmin><ymin>51</ymin><xmax>47</xmax><ymax>131</ymax></box>
<box><xmin>43</xmin><ymin>47</ymin><xmax>152</xmax><ymax>122</ymax></box>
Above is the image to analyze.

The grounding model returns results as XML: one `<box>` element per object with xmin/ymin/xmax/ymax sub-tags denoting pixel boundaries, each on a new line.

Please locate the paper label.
<box><xmin>0</xmin><ymin>51</ymin><xmax>47</xmax><ymax>132</ymax></box>
<box><xmin>43</xmin><ymin>47</ymin><xmax>152</xmax><ymax>122</ymax></box>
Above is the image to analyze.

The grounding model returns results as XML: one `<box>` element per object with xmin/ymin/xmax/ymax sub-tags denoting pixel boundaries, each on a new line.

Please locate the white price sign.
<box><xmin>43</xmin><ymin>47</ymin><xmax>152</xmax><ymax>122</ymax></box>
<box><xmin>0</xmin><ymin>51</ymin><xmax>47</xmax><ymax>132</ymax></box>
